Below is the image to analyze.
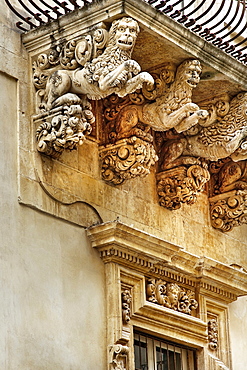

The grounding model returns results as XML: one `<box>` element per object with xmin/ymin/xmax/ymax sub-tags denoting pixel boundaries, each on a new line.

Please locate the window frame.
<box><xmin>134</xmin><ymin>331</ymin><xmax>197</xmax><ymax>370</ymax></box>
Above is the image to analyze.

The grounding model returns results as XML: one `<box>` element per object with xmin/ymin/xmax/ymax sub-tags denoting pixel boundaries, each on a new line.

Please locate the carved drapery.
<box><xmin>146</xmin><ymin>278</ymin><xmax>198</xmax><ymax>315</ymax></box>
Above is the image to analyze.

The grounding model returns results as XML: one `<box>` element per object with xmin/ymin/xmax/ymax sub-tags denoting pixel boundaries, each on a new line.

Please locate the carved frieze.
<box><xmin>146</xmin><ymin>278</ymin><xmax>198</xmax><ymax>315</ymax></box>
<box><xmin>208</xmin><ymin>319</ymin><xmax>218</xmax><ymax>350</ymax></box>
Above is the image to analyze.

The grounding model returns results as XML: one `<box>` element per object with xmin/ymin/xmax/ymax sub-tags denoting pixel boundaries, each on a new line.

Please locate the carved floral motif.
<box><xmin>122</xmin><ymin>290</ymin><xmax>132</xmax><ymax>325</ymax></box>
<box><xmin>109</xmin><ymin>344</ymin><xmax>129</xmax><ymax>370</ymax></box>
<box><xmin>208</xmin><ymin>319</ymin><xmax>218</xmax><ymax>350</ymax></box>
<box><xmin>146</xmin><ymin>279</ymin><xmax>198</xmax><ymax>315</ymax></box>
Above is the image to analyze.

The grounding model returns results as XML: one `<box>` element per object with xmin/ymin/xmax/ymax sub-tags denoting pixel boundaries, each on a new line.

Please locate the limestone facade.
<box><xmin>1</xmin><ymin>0</ymin><xmax>247</xmax><ymax>369</ymax></box>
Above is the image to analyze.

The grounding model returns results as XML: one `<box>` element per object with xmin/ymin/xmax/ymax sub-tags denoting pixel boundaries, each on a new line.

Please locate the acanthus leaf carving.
<box><xmin>35</xmin><ymin>103</ymin><xmax>93</xmax><ymax>158</ymax></box>
<box><xmin>157</xmin><ymin>163</ymin><xmax>210</xmax><ymax>210</ymax></box>
<box><xmin>100</xmin><ymin>137</ymin><xmax>158</xmax><ymax>185</ymax></box>
<box><xmin>146</xmin><ymin>279</ymin><xmax>198</xmax><ymax>315</ymax></box>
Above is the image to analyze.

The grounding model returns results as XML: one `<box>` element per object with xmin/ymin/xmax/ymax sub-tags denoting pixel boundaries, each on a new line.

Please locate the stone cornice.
<box><xmin>87</xmin><ymin>221</ymin><xmax>247</xmax><ymax>302</ymax></box>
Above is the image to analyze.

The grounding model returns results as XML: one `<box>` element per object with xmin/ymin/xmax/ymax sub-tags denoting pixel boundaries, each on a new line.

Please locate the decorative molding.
<box><xmin>146</xmin><ymin>278</ymin><xmax>198</xmax><ymax>315</ymax></box>
<box><xmin>109</xmin><ymin>344</ymin><xmax>129</xmax><ymax>370</ymax></box>
<box><xmin>208</xmin><ymin>319</ymin><xmax>218</xmax><ymax>350</ymax></box>
<box><xmin>87</xmin><ymin>221</ymin><xmax>247</xmax><ymax>303</ymax></box>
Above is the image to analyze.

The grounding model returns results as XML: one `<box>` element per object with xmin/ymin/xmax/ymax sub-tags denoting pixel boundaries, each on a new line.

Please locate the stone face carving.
<box><xmin>122</xmin><ymin>290</ymin><xmax>132</xmax><ymax>325</ymax></box>
<box><xmin>33</xmin><ymin>17</ymin><xmax>154</xmax><ymax>157</ymax></box>
<box><xmin>109</xmin><ymin>344</ymin><xmax>129</xmax><ymax>370</ymax></box>
<box><xmin>146</xmin><ymin>279</ymin><xmax>198</xmax><ymax>315</ymax></box>
<box><xmin>209</xmin><ymin>159</ymin><xmax>247</xmax><ymax>231</ymax></box>
<box><xmin>208</xmin><ymin>319</ymin><xmax>218</xmax><ymax>350</ymax></box>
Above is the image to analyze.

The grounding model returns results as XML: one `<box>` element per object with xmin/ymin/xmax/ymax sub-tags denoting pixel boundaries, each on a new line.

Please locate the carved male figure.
<box><xmin>115</xmin><ymin>59</ymin><xmax>208</xmax><ymax>138</ymax></box>
<box><xmin>160</xmin><ymin>92</ymin><xmax>247</xmax><ymax>169</ymax></box>
<box><xmin>44</xmin><ymin>17</ymin><xmax>154</xmax><ymax>109</ymax></box>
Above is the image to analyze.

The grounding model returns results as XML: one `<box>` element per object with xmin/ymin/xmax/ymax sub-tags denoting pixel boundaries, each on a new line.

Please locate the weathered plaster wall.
<box><xmin>0</xmin><ymin>8</ymin><xmax>106</xmax><ymax>369</ymax></box>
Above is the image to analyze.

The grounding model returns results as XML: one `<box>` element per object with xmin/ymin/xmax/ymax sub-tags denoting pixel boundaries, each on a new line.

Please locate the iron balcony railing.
<box><xmin>4</xmin><ymin>0</ymin><xmax>247</xmax><ymax>64</ymax></box>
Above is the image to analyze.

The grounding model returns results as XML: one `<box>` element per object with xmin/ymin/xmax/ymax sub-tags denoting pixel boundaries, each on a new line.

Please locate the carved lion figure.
<box><xmin>115</xmin><ymin>59</ymin><xmax>208</xmax><ymax>138</ymax></box>
<box><xmin>44</xmin><ymin>17</ymin><xmax>154</xmax><ymax>109</ymax></box>
<box><xmin>161</xmin><ymin>92</ymin><xmax>247</xmax><ymax>169</ymax></box>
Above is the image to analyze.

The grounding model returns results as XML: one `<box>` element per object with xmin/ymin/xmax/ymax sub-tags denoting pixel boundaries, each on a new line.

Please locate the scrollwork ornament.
<box><xmin>109</xmin><ymin>344</ymin><xmax>129</xmax><ymax>370</ymax></box>
<box><xmin>208</xmin><ymin>319</ymin><xmax>218</xmax><ymax>350</ymax></box>
<box><xmin>157</xmin><ymin>164</ymin><xmax>210</xmax><ymax>210</ymax></box>
<box><xmin>100</xmin><ymin>137</ymin><xmax>158</xmax><ymax>185</ymax></box>
<box><xmin>36</xmin><ymin>103</ymin><xmax>94</xmax><ymax>158</ymax></box>
<box><xmin>210</xmin><ymin>190</ymin><xmax>247</xmax><ymax>232</ymax></box>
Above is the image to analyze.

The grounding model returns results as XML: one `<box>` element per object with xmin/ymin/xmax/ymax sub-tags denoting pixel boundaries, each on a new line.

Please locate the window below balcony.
<box><xmin>134</xmin><ymin>332</ymin><xmax>196</xmax><ymax>370</ymax></box>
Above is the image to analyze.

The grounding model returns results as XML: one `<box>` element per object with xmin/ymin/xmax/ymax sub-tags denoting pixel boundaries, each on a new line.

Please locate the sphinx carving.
<box><xmin>32</xmin><ymin>17</ymin><xmax>154</xmax><ymax>158</ymax></box>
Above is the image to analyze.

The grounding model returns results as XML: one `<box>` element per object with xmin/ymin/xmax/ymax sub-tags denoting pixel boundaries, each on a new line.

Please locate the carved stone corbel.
<box><xmin>32</xmin><ymin>17</ymin><xmax>154</xmax><ymax>158</ymax></box>
<box><xmin>109</xmin><ymin>344</ymin><xmax>129</xmax><ymax>370</ymax></box>
<box><xmin>156</xmin><ymin>164</ymin><xmax>210</xmax><ymax>210</ymax></box>
<box><xmin>35</xmin><ymin>103</ymin><xmax>93</xmax><ymax>158</ymax></box>
<box><xmin>209</xmin><ymin>159</ymin><xmax>247</xmax><ymax>231</ymax></box>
